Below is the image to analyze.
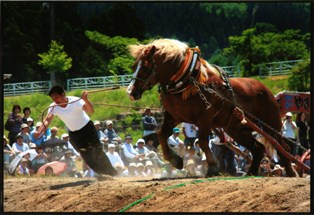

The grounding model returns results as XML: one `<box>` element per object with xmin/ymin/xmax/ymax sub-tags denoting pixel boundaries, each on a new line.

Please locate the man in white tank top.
<box><xmin>34</xmin><ymin>85</ymin><xmax>117</xmax><ymax>176</ymax></box>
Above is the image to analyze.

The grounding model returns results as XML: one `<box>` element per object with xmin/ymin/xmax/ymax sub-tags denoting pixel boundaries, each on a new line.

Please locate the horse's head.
<box><xmin>126</xmin><ymin>45</ymin><xmax>158</xmax><ymax>100</ymax></box>
<box><xmin>127</xmin><ymin>39</ymin><xmax>189</xmax><ymax>100</ymax></box>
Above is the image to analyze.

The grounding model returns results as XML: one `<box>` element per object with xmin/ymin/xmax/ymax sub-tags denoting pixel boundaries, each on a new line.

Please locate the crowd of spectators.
<box><xmin>3</xmin><ymin>104</ymin><xmax>310</xmax><ymax>179</ymax></box>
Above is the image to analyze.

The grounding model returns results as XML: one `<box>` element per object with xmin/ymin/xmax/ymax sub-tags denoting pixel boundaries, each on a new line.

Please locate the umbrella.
<box><xmin>42</xmin><ymin>138</ymin><xmax>67</xmax><ymax>148</ymax></box>
<box><xmin>8</xmin><ymin>149</ymin><xmax>38</xmax><ymax>175</ymax></box>
<box><xmin>37</xmin><ymin>161</ymin><xmax>67</xmax><ymax>175</ymax></box>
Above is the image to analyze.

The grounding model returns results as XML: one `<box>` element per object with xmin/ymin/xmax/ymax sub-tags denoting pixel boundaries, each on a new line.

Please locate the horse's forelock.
<box><xmin>152</xmin><ymin>39</ymin><xmax>188</xmax><ymax>62</ymax></box>
<box><xmin>129</xmin><ymin>39</ymin><xmax>188</xmax><ymax>63</ymax></box>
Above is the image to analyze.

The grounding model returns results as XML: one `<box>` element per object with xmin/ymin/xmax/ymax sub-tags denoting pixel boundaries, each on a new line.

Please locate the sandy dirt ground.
<box><xmin>3</xmin><ymin>175</ymin><xmax>311</xmax><ymax>213</ymax></box>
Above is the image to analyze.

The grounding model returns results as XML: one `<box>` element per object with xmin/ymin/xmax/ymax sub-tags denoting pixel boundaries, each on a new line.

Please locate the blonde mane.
<box><xmin>129</xmin><ymin>38</ymin><xmax>188</xmax><ymax>62</ymax></box>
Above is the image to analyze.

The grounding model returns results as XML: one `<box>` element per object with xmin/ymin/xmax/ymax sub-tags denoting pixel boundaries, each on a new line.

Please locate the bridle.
<box><xmin>128</xmin><ymin>47</ymin><xmax>202</xmax><ymax>95</ymax></box>
<box><xmin>132</xmin><ymin>59</ymin><xmax>157</xmax><ymax>90</ymax></box>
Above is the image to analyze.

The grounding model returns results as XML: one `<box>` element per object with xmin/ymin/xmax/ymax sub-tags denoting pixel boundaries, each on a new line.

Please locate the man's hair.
<box><xmin>48</xmin><ymin>85</ymin><xmax>65</xmax><ymax>97</ymax></box>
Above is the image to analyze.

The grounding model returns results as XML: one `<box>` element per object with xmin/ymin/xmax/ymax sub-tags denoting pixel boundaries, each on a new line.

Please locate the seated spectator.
<box><xmin>47</xmin><ymin>126</ymin><xmax>60</xmax><ymax>141</ymax></box>
<box><xmin>121</xmin><ymin>134</ymin><xmax>142</xmax><ymax>165</ymax></box>
<box><xmin>30</xmin><ymin>122</ymin><xmax>46</xmax><ymax>146</ymax></box>
<box><xmin>12</xmin><ymin>134</ymin><xmax>29</xmax><ymax>154</ymax></box>
<box><xmin>3</xmin><ymin>135</ymin><xmax>16</xmax><ymax>172</ymax></box>
<box><xmin>145</xmin><ymin>138</ymin><xmax>158</xmax><ymax>153</ymax></box>
<box><xmin>32</xmin><ymin>146</ymin><xmax>48</xmax><ymax>173</ymax></box>
<box><xmin>19</xmin><ymin>123</ymin><xmax>31</xmax><ymax>144</ymax></box>
<box><xmin>61</xmin><ymin>133</ymin><xmax>80</xmax><ymax>157</ymax></box>
<box><xmin>144</xmin><ymin>160</ymin><xmax>155</xmax><ymax>177</ymax></box>
<box><xmin>183</xmin><ymin>146</ymin><xmax>201</xmax><ymax>176</ymax></box>
<box><xmin>106</xmin><ymin>143</ymin><xmax>125</xmax><ymax>176</ymax></box>
<box><xmin>258</xmin><ymin>157</ymin><xmax>272</xmax><ymax>176</ymax></box>
<box><xmin>167</xmin><ymin>127</ymin><xmax>185</xmax><ymax>158</ymax></box>
<box><xmin>16</xmin><ymin>158</ymin><xmax>30</xmax><ymax>176</ymax></box>
<box><xmin>83</xmin><ymin>165</ymin><xmax>99</xmax><ymax>178</ymax></box>
<box><xmin>45</xmin><ymin>166</ymin><xmax>56</xmax><ymax>176</ymax></box>
<box><xmin>60</xmin><ymin>149</ymin><xmax>80</xmax><ymax>177</ymax></box>
<box><xmin>135</xmin><ymin>139</ymin><xmax>151</xmax><ymax>162</ymax></box>
<box><xmin>104</xmin><ymin>120</ymin><xmax>122</xmax><ymax>144</ymax></box>
<box><xmin>136</xmin><ymin>162</ymin><xmax>147</xmax><ymax>177</ymax></box>
<box><xmin>122</xmin><ymin>162</ymin><xmax>137</xmax><ymax>177</ymax></box>
<box><xmin>44</xmin><ymin>147</ymin><xmax>53</xmax><ymax>162</ymax></box>
<box><xmin>26</xmin><ymin>117</ymin><xmax>35</xmax><ymax>133</ymax></box>
<box><xmin>272</xmin><ymin>164</ymin><xmax>286</xmax><ymax>177</ymax></box>
<box><xmin>94</xmin><ymin>120</ymin><xmax>109</xmax><ymax>151</ymax></box>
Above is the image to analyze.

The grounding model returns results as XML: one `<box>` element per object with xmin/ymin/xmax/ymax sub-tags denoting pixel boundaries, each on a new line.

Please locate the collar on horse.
<box><xmin>159</xmin><ymin>47</ymin><xmax>202</xmax><ymax>96</ymax></box>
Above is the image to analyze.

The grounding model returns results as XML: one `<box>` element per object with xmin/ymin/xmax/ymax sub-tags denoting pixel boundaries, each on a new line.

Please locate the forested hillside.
<box><xmin>2</xmin><ymin>2</ymin><xmax>310</xmax><ymax>84</ymax></box>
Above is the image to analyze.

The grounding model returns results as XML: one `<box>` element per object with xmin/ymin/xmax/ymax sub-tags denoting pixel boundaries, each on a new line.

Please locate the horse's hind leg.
<box><xmin>226</xmin><ymin>127</ymin><xmax>265</xmax><ymax>176</ymax></box>
<box><xmin>158</xmin><ymin>111</ymin><xmax>183</xmax><ymax>169</ymax></box>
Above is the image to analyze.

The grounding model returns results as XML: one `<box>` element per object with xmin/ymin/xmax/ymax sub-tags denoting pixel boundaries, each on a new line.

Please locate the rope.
<box><xmin>39</xmin><ymin>86</ymin><xmax>121</xmax><ymax>136</ymax></box>
<box><xmin>92</xmin><ymin>102</ymin><xmax>162</xmax><ymax>111</ymax></box>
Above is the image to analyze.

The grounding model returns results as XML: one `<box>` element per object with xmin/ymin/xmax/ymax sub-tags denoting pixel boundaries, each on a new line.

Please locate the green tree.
<box><xmin>38</xmin><ymin>40</ymin><xmax>72</xmax><ymax>85</ymax></box>
<box><xmin>85</xmin><ymin>30</ymin><xmax>139</xmax><ymax>75</ymax></box>
<box><xmin>224</xmin><ymin>27</ymin><xmax>309</xmax><ymax>76</ymax></box>
<box><xmin>288</xmin><ymin>59</ymin><xmax>310</xmax><ymax>91</ymax></box>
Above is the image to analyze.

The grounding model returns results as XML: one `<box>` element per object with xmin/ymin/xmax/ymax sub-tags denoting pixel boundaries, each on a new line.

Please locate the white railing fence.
<box><xmin>4</xmin><ymin>59</ymin><xmax>304</xmax><ymax>96</ymax></box>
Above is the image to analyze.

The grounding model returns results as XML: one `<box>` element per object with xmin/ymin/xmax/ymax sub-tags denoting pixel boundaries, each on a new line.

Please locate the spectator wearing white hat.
<box><xmin>19</xmin><ymin>123</ymin><xmax>31</xmax><ymax>144</ymax></box>
<box><xmin>104</xmin><ymin>120</ymin><xmax>121</xmax><ymax>144</ymax></box>
<box><xmin>94</xmin><ymin>120</ymin><xmax>109</xmax><ymax>151</ymax></box>
<box><xmin>122</xmin><ymin>162</ymin><xmax>138</xmax><ymax>177</ymax></box>
<box><xmin>136</xmin><ymin>138</ymin><xmax>164</xmax><ymax>169</ymax></box>
<box><xmin>106</xmin><ymin>143</ymin><xmax>125</xmax><ymax>176</ymax></box>
<box><xmin>26</xmin><ymin>117</ymin><xmax>35</xmax><ymax>133</ymax></box>
<box><xmin>61</xmin><ymin>133</ymin><xmax>80</xmax><ymax>157</ymax></box>
<box><xmin>16</xmin><ymin>158</ymin><xmax>30</xmax><ymax>176</ymax></box>
<box><xmin>30</xmin><ymin>122</ymin><xmax>46</xmax><ymax>146</ymax></box>
<box><xmin>136</xmin><ymin>162</ymin><xmax>147</xmax><ymax>177</ymax></box>
<box><xmin>12</xmin><ymin>133</ymin><xmax>29</xmax><ymax>154</ymax></box>
<box><xmin>282</xmin><ymin>112</ymin><xmax>298</xmax><ymax>155</ymax></box>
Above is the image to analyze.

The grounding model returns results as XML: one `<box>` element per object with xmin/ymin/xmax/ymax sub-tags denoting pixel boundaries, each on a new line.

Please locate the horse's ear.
<box><xmin>144</xmin><ymin>45</ymin><xmax>156</xmax><ymax>59</ymax></box>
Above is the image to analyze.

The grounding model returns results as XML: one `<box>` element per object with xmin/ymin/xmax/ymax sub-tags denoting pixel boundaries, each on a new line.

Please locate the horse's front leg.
<box><xmin>198</xmin><ymin>129</ymin><xmax>220</xmax><ymax>177</ymax></box>
<box><xmin>157</xmin><ymin>111</ymin><xmax>183</xmax><ymax>169</ymax></box>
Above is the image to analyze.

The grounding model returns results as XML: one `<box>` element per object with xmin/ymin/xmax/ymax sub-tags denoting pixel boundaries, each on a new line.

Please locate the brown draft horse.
<box><xmin>126</xmin><ymin>38</ymin><xmax>297</xmax><ymax>177</ymax></box>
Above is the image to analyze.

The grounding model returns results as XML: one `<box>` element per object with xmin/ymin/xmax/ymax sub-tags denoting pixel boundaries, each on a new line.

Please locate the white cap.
<box><xmin>106</xmin><ymin>120</ymin><xmax>113</xmax><ymax>126</ymax></box>
<box><xmin>94</xmin><ymin>120</ymin><xmax>101</xmax><ymax>125</ymax></box>
<box><xmin>129</xmin><ymin>163</ymin><xmax>136</xmax><ymax>167</ymax></box>
<box><xmin>61</xmin><ymin>133</ymin><xmax>69</xmax><ymax>139</ymax></box>
<box><xmin>108</xmin><ymin>143</ymin><xmax>115</xmax><ymax>148</ymax></box>
<box><xmin>27</xmin><ymin>117</ymin><xmax>33</xmax><ymax>122</ymax></box>
<box><xmin>35</xmin><ymin>122</ymin><xmax>42</xmax><ymax>127</ymax></box>
<box><xmin>136</xmin><ymin>139</ymin><xmax>145</xmax><ymax>144</ymax></box>
<box><xmin>145</xmin><ymin>160</ymin><xmax>153</xmax><ymax>167</ymax></box>
<box><xmin>286</xmin><ymin>112</ymin><xmax>293</xmax><ymax>117</ymax></box>
<box><xmin>136</xmin><ymin>163</ymin><xmax>144</xmax><ymax>167</ymax></box>
<box><xmin>21</xmin><ymin>123</ymin><xmax>29</xmax><ymax>129</ymax></box>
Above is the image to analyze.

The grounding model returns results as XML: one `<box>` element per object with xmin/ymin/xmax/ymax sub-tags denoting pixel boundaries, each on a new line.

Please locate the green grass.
<box><xmin>3</xmin><ymin>76</ymin><xmax>288</xmax><ymax>141</ymax></box>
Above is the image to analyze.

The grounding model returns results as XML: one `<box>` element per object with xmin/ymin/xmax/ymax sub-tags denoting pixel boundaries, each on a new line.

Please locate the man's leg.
<box><xmin>69</xmin><ymin>121</ymin><xmax>117</xmax><ymax>176</ymax></box>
